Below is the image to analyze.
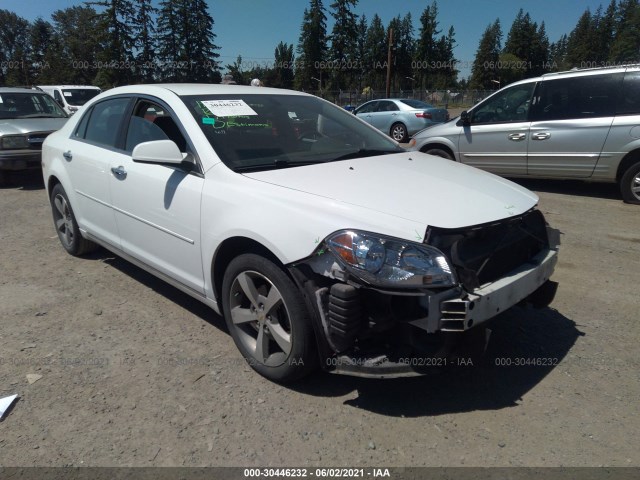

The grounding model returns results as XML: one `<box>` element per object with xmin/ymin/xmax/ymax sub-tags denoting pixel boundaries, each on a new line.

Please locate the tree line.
<box><xmin>1</xmin><ymin>0</ymin><xmax>639</xmax><ymax>92</ymax></box>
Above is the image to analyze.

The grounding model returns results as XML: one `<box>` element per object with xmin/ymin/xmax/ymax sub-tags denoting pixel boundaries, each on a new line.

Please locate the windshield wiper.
<box><xmin>234</xmin><ymin>159</ymin><xmax>318</xmax><ymax>173</ymax></box>
<box><xmin>18</xmin><ymin>114</ymin><xmax>65</xmax><ymax>118</ymax></box>
<box><xmin>328</xmin><ymin>149</ymin><xmax>402</xmax><ymax>162</ymax></box>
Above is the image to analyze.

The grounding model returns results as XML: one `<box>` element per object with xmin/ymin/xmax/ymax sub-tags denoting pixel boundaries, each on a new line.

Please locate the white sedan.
<box><xmin>42</xmin><ymin>84</ymin><xmax>559</xmax><ymax>382</ymax></box>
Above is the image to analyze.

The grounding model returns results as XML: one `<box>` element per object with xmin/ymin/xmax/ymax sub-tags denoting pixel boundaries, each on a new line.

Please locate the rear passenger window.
<box><xmin>82</xmin><ymin>98</ymin><xmax>130</xmax><ymax>148</ymax></box>
<box><xmin>617</xmin><ymin>71</ymin><xmax>640</xmax><ymax>115</ymax></box>
<box><xmin>531</xmin><ymin>73</ymin><xmax>622</xmax><ymax>121</ymax></box>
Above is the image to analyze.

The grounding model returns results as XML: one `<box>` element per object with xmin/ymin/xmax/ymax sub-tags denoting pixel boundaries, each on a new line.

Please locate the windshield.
<box><xmin>0</xmin><ymin>92</ymin><xmax>67</xmax><ymax>119</ymax></box>
<box><xmin>181</xmin><ymin>94</ymin><xmax>402</xmax><ymax>172</ymax></box>
<box><xmin>62</xmin><ymin>88</ymin><xmax>101</xmax><ymax>106</ymax></box>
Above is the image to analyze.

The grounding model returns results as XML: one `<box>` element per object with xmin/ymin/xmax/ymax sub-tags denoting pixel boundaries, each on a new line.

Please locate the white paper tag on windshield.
<box><xmin>63</xmin><ymin>92</ymin><xmax>72</xmax><ymax>97</ymax></box>
<box><xmin>201</xmin><ymin>99</ymin><xmax>257</xmax><ymax>117</ymax></box>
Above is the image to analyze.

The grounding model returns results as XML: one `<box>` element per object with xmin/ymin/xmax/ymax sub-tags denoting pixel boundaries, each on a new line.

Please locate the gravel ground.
<box><xmin>0</xmin><ymin>170</ymin><xmax>638</xmax><ymax>468</ymax></box>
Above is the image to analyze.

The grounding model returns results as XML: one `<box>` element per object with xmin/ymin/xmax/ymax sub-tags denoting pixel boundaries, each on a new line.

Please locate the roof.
<box><xmin>103</xmin><ymin>83</ymin><xmax>311</xmax><ymax>97</ymax></box>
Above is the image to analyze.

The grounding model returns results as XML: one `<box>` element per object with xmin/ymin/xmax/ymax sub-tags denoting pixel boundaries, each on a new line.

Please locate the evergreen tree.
<box><xmin>50</xmin><ymin>6</ymin><xmax>102</xmax><ymax>85</ymax></box>
<box><xmin>88</xmin><ymin>0</ymin><xmax>137</xmax><ymax>87</ymax></box>
<box><xmin>396</xmin><ymin>13</ymin><xmax>416</xmax><ymax>91</ymax></box>
<box><xmin>353</xmin><ymin>14</ymin><xmax>368</xmax><ymax>90</ymax></box>
<box><xmin>0</xmin><ymin>10</ymin><xmax>31</xmax><ymax>85</ymax></box>
<box><xmin>503</xmin><ymin>9</ymin><xmax>540</xmax><ymax>81</ymax></box>
<box><xmin>414</xmin><ymin>1</ymin><xmax>440</xmax><ymax>89</ymax></box>
<box><xmin>609</xmin><ymin>0</ymin><xmax>640</xmax><ymax>63</ymax></box>
<box><xmin>470</xmin><ymin>19</ymin><xmax>502</xmax><ymax>89</ymax></box>
<box><xmin>132</xmin><ymin>0</ymin><xmax>156</xmax><ymax>82</ymax></box>
<box><xmin>565</xmin><ymin>10</ymin><xmax>595</xmax><ymax>68</ymax></box>
<box><xmin>272</xmin><ymin>42</ymin><xmax>295</xmax><ymax>88</ymax></box>
<box><xmin>295</xmin><ymin>0</ymin><xmax>328</xmax><ymax>91</ymax></box>
<box><xmin>156</xmin><ymin>0</ymin><xmax>220</xmax><ymax>82</ymax></box>
<box><xmin>29</xmin><ymin>19</ymin><xmax>54</xmax><ymax>84</ymax></box>
<box><xmin>363</xmin><ymin>14</ymin><xmax>386</xmax><ymax>90</ymax></box>
<box><xmin>530</xmin><ymin>21</ymin><xmax>550</xmax><ymax>76</ymax></box>
<box><xmin>328</xmin><ymin>0</ymin><xmax>359</xmax><ymax>90</ymax></box>
<box><xmin>549</xmin><ymin>34</ymin><xmax>569</xmax><ymax>71</ymax></box>
<box><xmin>156</xmin><ymin>0</ymin><xmax>181</xmax><ymax>81</ymax></box>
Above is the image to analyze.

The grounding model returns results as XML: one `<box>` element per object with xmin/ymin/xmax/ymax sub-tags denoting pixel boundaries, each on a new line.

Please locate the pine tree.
<box><xmin>503</xmin><ymin>9</ymin><xmax>540</xmax><ymax>81</ymax></box>
<box><xmin>156</xmin><ymin>0</ymin><xmax>220</xmax><ymax>82</ymax></box>
<box><xmin>470</xmin><ymin>19</ymin><xmax>502</xmax><ymax>89</ymax></box>
<box><xmin>414</xmin><ymin>1</ymin><xmax>441</xmax><ymax>89</ymax></box>
<box><xmin>50</xmin><ymin>6</ymin><xmax>102</xmax><ymax>85</ymax></box>
<box><xmin>363</xmin><ymin>14</ymin><xmax>386</xmax><ymax>90</ymax></box>
<box><xmin>328</xmin><ymin>0</ymin><xmax>359</xmax><ymax>90</ymax></box>
<box><xmin>609</xmin><ymin>0</ymin><xmax>640</xmax><ymax>63</ymax></box>
<box><xmin>29</xmin><ymin>19</ymin><xmax>54</xmax><ymax>84</ymax></box>
<box><xmin>273</xmin><ymin>42</ymin><xmax>295</xmax><ymax>88</ymax></box>
<box><xmin>295</xmin><ymin>0</ymin><xmax>328</xmax><ymax>91</ymax></box>
<box><xmin>88</xmin><ymin>0</ymin><xmax>137</xmax><ymax>87</ymax></box>
<box><xmin>0</xmin><ymin>10</ymin><xmax>31</xmax><ymax>85</ymax></box>
<box><xmin>131</xmin><ymin>0</ymin><xmax>156</xmax><ymax>82</ymax></box>
<box><xmin>565</xmin><ymin>10</ymin><xmax>595</xmax><ymax>68</ymax></box>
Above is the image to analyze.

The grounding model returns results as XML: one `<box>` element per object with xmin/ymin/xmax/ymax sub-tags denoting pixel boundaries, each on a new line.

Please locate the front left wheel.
<box><xmin>50</xmin><ymin>183</ymin><xmax>97</xmax><ymax>256</ymax></box>
<box><xmin>221</xmin><ymin>254</ymin><xmax>317</xmax><ymax>383</ymax></box>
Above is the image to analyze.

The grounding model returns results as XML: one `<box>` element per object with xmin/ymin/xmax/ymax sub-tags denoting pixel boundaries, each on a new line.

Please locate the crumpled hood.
<box><xmin>0</xmin><ymin>118</ymin><xmax>68</xmax><ymax>135</ymax></box>
<box><xmin>243</xmin><ymin>152</ymin><xmax>538</xmax><ymax>229</ymax></box>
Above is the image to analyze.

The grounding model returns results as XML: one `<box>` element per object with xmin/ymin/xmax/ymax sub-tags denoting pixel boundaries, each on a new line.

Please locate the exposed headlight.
<box><xmin>326</xmin><ymin>230</ymin><xmax>456</xmax><ymax>289</ymax></box>
<box><xmin>1</xmin><ymin>135</ymin><xmax>29</xmax><ymax>149</ymax></box>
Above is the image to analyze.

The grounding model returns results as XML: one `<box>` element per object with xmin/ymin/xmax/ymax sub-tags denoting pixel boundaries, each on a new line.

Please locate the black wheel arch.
<box><xmin>420</xmin><ymin>143</ymin><xmax>456</xmax><ymax>160</ymax></box>
<box><xmin>211</xmin><ymin>237</ymin><xmax>332</xmax><ymax>363</ymax></box>
<box><xmin>616</xmin><ymin>149</ymin><xmax>640</xmax><ymax>183</ymax></box>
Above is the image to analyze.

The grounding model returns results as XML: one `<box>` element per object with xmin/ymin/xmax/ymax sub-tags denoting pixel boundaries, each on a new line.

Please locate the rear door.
<box><xmin>65</xmin><ymin>96</ymin><xmax>132</xmax><ymax>247</ymax></box>
<box><xmin>458</xmin><ymin>81</ymin><xmax>535</xmax><ymax>176</ymax></box>
<box><xmin>527</xmin><ymin>72</ymin><xmax>623</xmax><ymax>177</ymax></box>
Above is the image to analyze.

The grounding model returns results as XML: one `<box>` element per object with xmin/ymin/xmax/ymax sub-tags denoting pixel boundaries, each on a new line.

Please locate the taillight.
<box><xmin>415</xmin><ymin>112</ymin><xmax>432</xmax><ymax>119</ymax></box>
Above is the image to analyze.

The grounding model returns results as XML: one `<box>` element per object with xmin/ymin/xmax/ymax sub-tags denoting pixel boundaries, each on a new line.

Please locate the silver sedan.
<box><xmin>354</xmin><ymin>98</ymin><xmax>449</xmax><ymax>142</ymax></box>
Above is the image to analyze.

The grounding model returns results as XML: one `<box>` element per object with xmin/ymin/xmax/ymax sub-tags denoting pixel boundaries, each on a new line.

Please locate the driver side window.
<box><xmin>125</xmin><ymin>101</ymin><xmax>188</xmax><ymax>153</ymax></box>
<box><xmin>471</xmin><ymin>82</ymin><xmax>536</xmax><ymax>124</ymax></box>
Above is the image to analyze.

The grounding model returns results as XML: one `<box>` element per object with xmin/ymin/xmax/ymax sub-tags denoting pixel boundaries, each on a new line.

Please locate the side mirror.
<box><xmin>458</xmin><ymin>110</ymin><xmax>471</xmax><ymax>126</ymax></box>
<box><xmin>132</xmin><ymin>139</ymin><xmax>185</xmax><ymax>165</ymax></box>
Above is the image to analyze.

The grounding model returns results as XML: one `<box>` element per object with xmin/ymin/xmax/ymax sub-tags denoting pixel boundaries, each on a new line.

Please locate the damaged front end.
<box><xmin>289</xmin><ymin>208</ymin><xmax>560</xmax><ymax>378</ymax></box>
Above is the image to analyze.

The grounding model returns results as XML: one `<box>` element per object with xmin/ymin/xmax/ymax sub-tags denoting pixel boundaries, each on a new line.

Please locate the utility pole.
<box><xmin>385</xmin><ymin>28</ymin><xmax>393</xmax><ymax>98</ymax></box>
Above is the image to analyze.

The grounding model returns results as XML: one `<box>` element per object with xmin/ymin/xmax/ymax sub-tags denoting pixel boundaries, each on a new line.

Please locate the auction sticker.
<box><xmin>201</xmin><ymin>99</ymin><xmax>258</xmax><ymax>117</ymax></box>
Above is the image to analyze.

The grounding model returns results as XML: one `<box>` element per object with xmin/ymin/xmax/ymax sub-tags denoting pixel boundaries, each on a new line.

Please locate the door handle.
<box><xmin>110</xmin><ymin>166</ymin><xmax>127</xmax><ymax>179</ymax></box>
<box><xmin>62</xmin><ymin>151</ymin><xmax>72</xmax><ymax>161</ymax></box>
<box><xmin>508</xmin><ymin>133</ymin><xmax>526</xmax><ymax>141</ymax></box>
<box><xmin>532</xmin><ymin>132</ymin><xmax>551</xmax><ymax>140</ymax></box>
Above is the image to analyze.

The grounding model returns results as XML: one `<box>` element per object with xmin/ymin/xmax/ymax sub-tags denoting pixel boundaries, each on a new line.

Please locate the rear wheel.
<box><xmin>424</xmin><ymin>148</ymin><xmax>454</xmax><ymax>160</ymax></box>
<box><xmin>620</xmin><ymin>161</ymin><xmax>640</xmax><ymax>204</ymax></box>
<box><xmin>50</xmin><ymin>183</ymin><xmax>98</xmax><ymax>255</ymax></box>
<box><xmin>221</xmin><ymin>254</ymin><xmax>316</xmax><ymax>383</ymax></box>
<box><xmin>390</xmin><ymin>123</ymin><xmax>408</xmax><ymax>143</ymax></box>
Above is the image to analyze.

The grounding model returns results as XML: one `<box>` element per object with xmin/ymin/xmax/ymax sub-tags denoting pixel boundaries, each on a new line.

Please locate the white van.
<box><xmin>37</xmin><ymin>85</ymin><xmax>101</xmax><ymax>115</ymax></box>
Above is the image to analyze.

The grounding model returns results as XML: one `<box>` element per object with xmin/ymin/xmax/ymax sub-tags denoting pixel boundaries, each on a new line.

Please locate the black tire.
<box><xmin>390</xmin><ymin>122</ymin><xmax>408</xmax><ymax>143</ymax></box>
<box><xmin>424</xmin><ymin>148</ymin><xmax>454</xmax><ymax>160</ymax></box>
<box><xmin>221</xmin><ymin>253</ymin><xmax>317</xmax><ymax>383</ymax></box>
<box><xmin>0</xmin><ymin>171</ymin><xmax>6</xmax><ymax>186</ymax></box>
<box><xmin>50</xmin><ymin>183</ymin><xmax>98</xmax><ymax>256</ymax></box>
<box><xmin>620</xmin><ymin>161</ymin><xmax>640</xmax><ymax>204</ymax></box>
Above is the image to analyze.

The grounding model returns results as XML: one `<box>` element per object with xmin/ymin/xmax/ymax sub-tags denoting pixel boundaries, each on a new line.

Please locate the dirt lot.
<box><xmin>0</xmin><ymin>170</ymin><xmax>638</xmax><ymax>468</ymax></box>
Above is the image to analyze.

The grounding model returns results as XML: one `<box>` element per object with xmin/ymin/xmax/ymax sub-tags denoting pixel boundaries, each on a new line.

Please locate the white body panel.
<box><xmin>42</xmin><ymin>83</ymin><xmax>544</xmax><ymax>316</ymax></box>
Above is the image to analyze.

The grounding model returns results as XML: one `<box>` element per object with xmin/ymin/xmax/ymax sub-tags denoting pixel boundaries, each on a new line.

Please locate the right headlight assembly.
<box><xmin>325</xmin><ymin>230</ymin><xmax>457</xmax><ymax>289</ymax></box>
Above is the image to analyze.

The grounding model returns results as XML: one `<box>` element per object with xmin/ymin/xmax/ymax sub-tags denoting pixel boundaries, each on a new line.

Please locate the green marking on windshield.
<box><xmin>202</xmin><ymin>117</ymin><xmax>215</xmax><ymax>125</ymax></box>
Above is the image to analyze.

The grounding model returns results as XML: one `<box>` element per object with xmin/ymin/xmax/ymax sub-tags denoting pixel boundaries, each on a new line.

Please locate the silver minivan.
<box><xmin>412</xmin><ymin>65</ymin><xmax>640</xmax><ymax>204</ymax></box>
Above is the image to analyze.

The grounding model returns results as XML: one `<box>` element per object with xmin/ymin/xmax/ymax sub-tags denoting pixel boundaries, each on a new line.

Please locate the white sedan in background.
<box><xmin>42</xmin><ymin>84</ymin><xmax>558</xmax><ymax>382</ymax></box>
